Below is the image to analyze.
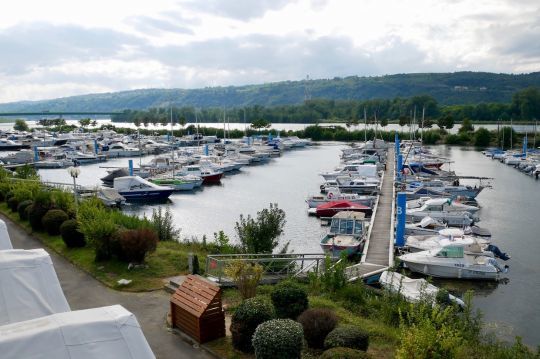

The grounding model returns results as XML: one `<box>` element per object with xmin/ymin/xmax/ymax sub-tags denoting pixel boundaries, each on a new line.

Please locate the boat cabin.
<box><xmin>329</xmin><ymin>211</ymin><xmax>366</xmax><ymax>236</ymax></box>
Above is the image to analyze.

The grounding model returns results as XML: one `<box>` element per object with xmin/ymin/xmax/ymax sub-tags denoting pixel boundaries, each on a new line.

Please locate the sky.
<box><xmin>0</xmin><ymin>0</ymin><xmax>538</xmax><ymax>103</ymax></box>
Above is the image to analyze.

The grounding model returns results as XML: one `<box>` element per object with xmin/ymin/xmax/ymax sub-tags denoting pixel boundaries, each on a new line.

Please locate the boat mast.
<box><xmin>243</xmin><ymin>108</ymin><xmax>247</xmax><ymax>137</ymax></box>
<box><xmin>412</xmin><ymin>106</ymin><xmax>417</xmax><ymax>141</ymax></box>
<box><xmin>363</xmin><ymin>107</ymin><xmax>367</xmax><ymax>143</ymax></box>
<box><xmin>421</xmin><ymin>106</ymin><xmax>425</xmax><ymax>144</ymax></box>
<box><xmin>510</xmin><ymin>117</ymin><xmax>513</xmax><ymax>149</ymax></box>
<box><xmin>534</xmin><ymin>118</ymin><xmax>537</xmax><ymax>148</ymax></box>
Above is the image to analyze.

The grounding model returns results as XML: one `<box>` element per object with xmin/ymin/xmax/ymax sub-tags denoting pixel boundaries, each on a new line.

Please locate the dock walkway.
<box><xmin>346</xmin><ymin>147</ymin><xmax>395</xmax><ymax>281</ymax></box>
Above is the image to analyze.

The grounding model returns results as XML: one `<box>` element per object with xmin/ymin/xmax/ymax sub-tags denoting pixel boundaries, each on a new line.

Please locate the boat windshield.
<box><xmin>331</xmin><ymin>219</ymin><xmax>362</xmax><ymax>235</ymax></box>
<box><xmin>436</xmin><ymin>246</ymin><xmax>464</xmax><ymax>258</ymax></box>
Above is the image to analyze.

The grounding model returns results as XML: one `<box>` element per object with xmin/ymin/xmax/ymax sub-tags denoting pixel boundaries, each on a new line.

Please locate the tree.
<box><xmin>14</xmin><ymin>119</ymin><xmax>29</xmax><ymax>132</ymax></box>
<box><xmin>459</xmin><ymin>118</ymin><xmax>474</xmax><ymax>133</ymax></box>
<box><xmin>251</xmin><ymin>119</ymin><xmax>271</xmax><ymax>132</ymax></box>
<box><xmin>511</xmin><ymin>87</ymin><xmax>540</xmax><ymax>120</ymax></box>
<box><xmin>78</xmin><ymin>118</ymin><xmax>91</xmax><ymax>129</ymax></box>
<box><xmin>474</xmin><ymin>128</ymin><xmax>491</xmax><ymax>147</ymax></box>
<box><xmin>398</xmin><ymin>116</ymin><xmax>408</xmax><ymax>127</ymax></box>
<box><xmin>444</xmin><ymin>115</ymin><xmax>455</xmax><ymax>129</ymax></box>
<box><xmin>380</xmin><ymin>118</ymin><xmax>389</xmax><ymax>127</ymax></box>
<box><xmin>235</xmin><ymin>203</ymin><xmax>287</xmax><ymax>254</ymax></box>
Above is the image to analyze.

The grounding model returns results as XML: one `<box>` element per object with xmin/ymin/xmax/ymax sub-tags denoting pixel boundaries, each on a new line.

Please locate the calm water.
<box><xmin>1</xmin><ymin>119</ymin><xmax>538</xmax><ymax>134</ymax></box>
<box><xmin>38</xmin><ymin>144</ymin><xmax>540</xmax><ymax>346</ymax></box>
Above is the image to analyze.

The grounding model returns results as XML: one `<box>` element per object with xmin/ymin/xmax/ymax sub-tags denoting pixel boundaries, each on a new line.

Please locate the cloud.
<box><xmin>182</xmin><ymin>0</ymin><xmax>293</xmax><ymax>21</ymax></box>
<box><xmin>0</xmin><ymin>23</ymin><xmax>142</xmax><ymax>75</ymax></box>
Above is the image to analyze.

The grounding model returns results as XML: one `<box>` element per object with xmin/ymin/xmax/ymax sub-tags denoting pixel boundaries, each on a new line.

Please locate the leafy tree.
<box><xmin>474</xmin><ymin>128</ymin><xmax>491</xmax><ymax>147</ymax></box>
<box><xmin>459</xmin><ymin>118</ymin><xmax>474</xmax><ymax>133</ymax></box>
<box><xmin>235</xmin><ymin>203</ymin><xmax>287</xmax><ymax>254</ymax></box>
<box><xmin>511</xmin><ymin>87</ymin><xmax>540</xmax><ymax>120</ymax></box>
<box><xmin>251</xmin><ymin>119</ymin><xmax>271</xmax><ymax>131</ymax></box>
<box><xmin>398</xmin><ymin>116</ymin><xmax>408</xmax><ymax>127</ymax></box>
<box><xmin>380</xmin><ymin>118</ymin><xmax>389</xmax><ymax>127</ymax></box>
<box><xmin>14</xmin><ymin>119</ymin><xmax>29</xmax><ymax>132</ymax></box>
<box><xmin>78</xmin><ymin>118</ymin><xmax>91</xmax><ymax>128</ymax></box>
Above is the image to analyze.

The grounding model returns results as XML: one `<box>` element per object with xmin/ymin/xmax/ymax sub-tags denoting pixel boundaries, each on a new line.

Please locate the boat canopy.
<box><xmin>0</xmin><ymin>249</ymin><xmax>70</xmax><ymax>325</ymax></box>
<box><xmin>113</xmin><ymin>176</ymin><xmax>167</xmax><ymax>191</ymax></box>
<box><xmin>0</xmin><ymin>305</ymin><xmax>154</xmax><ymax>359</ymax></box>
<box><xmin>330</xmin><ymin>211</ymin><xmax>366</xmax><ymax>235</ymax></box>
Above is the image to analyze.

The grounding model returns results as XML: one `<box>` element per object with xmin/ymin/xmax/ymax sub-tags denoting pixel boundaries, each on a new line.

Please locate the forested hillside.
<box><xmin>1</xmin><ymin>72</ymin><xmax>540</xmax><ymax>113</ymax></box>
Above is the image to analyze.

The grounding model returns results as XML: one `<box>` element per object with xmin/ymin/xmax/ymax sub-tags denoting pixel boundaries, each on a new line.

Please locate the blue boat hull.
<box><xmin>118</xmin><ymin>189</ymin><xmax>173</xmax><ymax>202</ymax></box>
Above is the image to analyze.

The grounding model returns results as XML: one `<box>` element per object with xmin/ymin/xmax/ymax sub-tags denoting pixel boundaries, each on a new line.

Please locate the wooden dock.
<box><xmin>346</xmin><ymin>147</ymin><xmax>395</xmax><ymax>281</ymax></box>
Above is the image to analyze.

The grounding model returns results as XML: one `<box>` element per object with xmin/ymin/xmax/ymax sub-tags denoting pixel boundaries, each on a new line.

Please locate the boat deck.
<box><xmin>346</xmin><ymin>147</ymin><xmax>395</xmax><ymax>281</ymax></box>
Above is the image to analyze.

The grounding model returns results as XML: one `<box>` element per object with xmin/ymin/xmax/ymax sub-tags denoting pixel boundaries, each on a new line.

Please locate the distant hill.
<box><xmin>1</xmin><ymin>71</ymin><xmax>540</xmax><ymax>112</ymax></box>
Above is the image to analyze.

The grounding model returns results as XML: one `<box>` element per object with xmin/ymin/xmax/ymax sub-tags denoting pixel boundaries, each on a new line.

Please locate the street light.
<box><xmin>67</xmin><ymin>166</ymin><xmax>81</xmax><ymax>214</ymax></box>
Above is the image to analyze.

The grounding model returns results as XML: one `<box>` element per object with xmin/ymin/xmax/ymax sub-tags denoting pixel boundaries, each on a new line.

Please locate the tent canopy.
<box><xmin>0</xmin><ymin>305</ymin><xmax>155</xmax><ymax>359</ymax></box>
<box><xmin>0</xmin><ymin>219</ymin><xmax>12</xmax><ymax>250</ymax></box>
<box><xmin>0</xmin><ymin>248</ymin><xmax>70</xmax><ymax>325</ymax></box>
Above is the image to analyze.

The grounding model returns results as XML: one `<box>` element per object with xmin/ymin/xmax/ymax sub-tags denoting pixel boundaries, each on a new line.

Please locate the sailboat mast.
<box><xmin>363</xmin><ymin>107</ymin><xmax>367</xmax><ymax>143</ymax></box>
<box><xmin>421</xmin><ymin>106</ymin><xmax>425</xmax><ymax>144</ymax></box>
<box><xmin>510</xmin><ymin>117</ymin><xmax>513</xmax><ymax>149</ymax></box>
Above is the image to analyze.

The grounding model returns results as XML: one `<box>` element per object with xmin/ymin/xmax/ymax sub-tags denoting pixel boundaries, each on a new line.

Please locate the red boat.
<box><xmin>315</xmin><ymin>200</ymin><xmax>372</xmax><ymax>218</ymax></box>
<box><xmin>201</xmin><ymin>170</ymin><xmax>223</xmax><ymax>184</ymax></box>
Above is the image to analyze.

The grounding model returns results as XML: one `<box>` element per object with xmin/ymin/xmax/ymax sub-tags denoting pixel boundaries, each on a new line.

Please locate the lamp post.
<box><xmin>67</xmin><ymin>166</ymin><xmax>81</xmax><ymax>214</ymax></box>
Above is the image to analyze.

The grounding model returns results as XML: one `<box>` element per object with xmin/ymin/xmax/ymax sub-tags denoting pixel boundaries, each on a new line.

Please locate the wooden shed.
<box><xmin>170</xmin><ymin>275</ymin><xmax>225</xmax><ymax>343</ymax></box>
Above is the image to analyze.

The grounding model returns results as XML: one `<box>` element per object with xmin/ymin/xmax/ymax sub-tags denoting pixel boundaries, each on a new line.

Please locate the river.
<box><xmin>37</xmin><ymin>144</ymin><xmax>540</xmax><ymax>346</ymax></box>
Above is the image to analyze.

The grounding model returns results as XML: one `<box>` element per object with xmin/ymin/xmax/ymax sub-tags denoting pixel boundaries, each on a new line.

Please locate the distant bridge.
<box><xmin>0</xmin><ymin>111</ymin><xmax>122</xmax><ymax>117</ymax></box>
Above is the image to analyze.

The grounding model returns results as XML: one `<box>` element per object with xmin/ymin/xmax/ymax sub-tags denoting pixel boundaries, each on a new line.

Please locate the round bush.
<box><xmin>7</xmin><ymin>196</ymin><xmax>19</xmax><ymax>212</ymax></box>
<box><xmin>4</xmin><ymin>191</ymin><xmax>14</xmax><ymax>202</ymax></box>
<box><xmin>252</xmin><ymin>319</ymin><xmax>303</xmax><ymax>359</ymax></box>
<box><xmin>320</xmin><ymin>347</ymin><xmax>371</xmax><ymax>359</ymax></box>
<box><xmin>297</xmin><ymin>308</ymin><xmax>338</xmax><ymax>349</ymax></box>
<box><xmin>270</xmin><ymin>281</ymin><xmax>309</xmax><ymax>319</ymax></box>
<box><xmin>27</xmin><ymin>204</ymin><xmax>49</xmax><ymax>231</ymax></box>
<box><xmin>325</xmin><ymin>325</ymin><xmax>369</xmax><ymax>351</ymax></box>
<box><xmin>117</xmin><ymin>228</ymin><xmax>158</xmax><ymax>263</ymax></box>
<box><xmin>231</xmin><ymin>297</ymin><xmax>275</xmax><ymax>352</ymax></box>
<box><xmin>60</xmin><ymin>219</ymin><xmax>86</xmax><ymax>248</ymax></box>
<box><xmin>42</xmin><ymin>209</ymin><xmax>69</xmax><ymax>235</ymax></box>
<box><xmin>17</xmin><ymin>200</ymin><xmax>33</xmax><ymax>220</ymax></box>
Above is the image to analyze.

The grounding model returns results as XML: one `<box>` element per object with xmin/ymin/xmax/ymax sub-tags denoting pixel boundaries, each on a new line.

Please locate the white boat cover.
<box><xmin>0</xmin><ymin>219</ymin><xmax>12</xmax><ymax>250</ymax></box>
<box><xmin>0</xmin><ymin>249</ymin><xmax>70</xmax><ymax>325</ymax></box>
<box><xmin>379</xmin><ymin>270</ymin><xmax>464</xmax><ymax>306</ymax></box>
<box><xmin>0</xmin><ymin>305</ymin><xmax>155</xmax><ymax>359</ymax></box>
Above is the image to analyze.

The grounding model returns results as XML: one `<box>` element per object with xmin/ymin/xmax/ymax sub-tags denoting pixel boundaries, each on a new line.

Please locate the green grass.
<box><xmin>0</xmin><ymin>203</ymin><xmax>207</xmax><ymax>292</ymax></box>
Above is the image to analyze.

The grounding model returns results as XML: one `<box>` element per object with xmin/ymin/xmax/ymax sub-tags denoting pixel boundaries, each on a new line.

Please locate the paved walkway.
<box><xmin>2</xmin><ymin>214</ymin><xmax>213</xmax><ymax>359</ymax></box>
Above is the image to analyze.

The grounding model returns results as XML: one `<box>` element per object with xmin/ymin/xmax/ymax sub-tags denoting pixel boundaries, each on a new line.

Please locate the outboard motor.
<box><xmin>486</xmin><ymin>244</ymin><xmax>511</xmax><ymax>261</ymax></box>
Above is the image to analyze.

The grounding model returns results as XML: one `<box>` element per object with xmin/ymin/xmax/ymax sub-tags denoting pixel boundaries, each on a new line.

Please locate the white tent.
<box><xmin>0</xmin><ymin>219</ymin><xmax>12</xmax><ymax>250</ymax></box>
<box><xmin>0</xmin><ymin>305</ymin><xmax>155</xmax><ymax>359</ymax></box>
<box><xmin>0</xmin><ymin>248</ymin><xmax>70</xmax><ymax>325</ymax></box>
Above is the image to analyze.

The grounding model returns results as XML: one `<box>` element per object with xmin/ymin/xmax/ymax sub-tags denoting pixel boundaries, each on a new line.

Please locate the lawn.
<box><xmin>0</xmin><ymin>203</ymin><xmax>207</xmax><ymax>292</ymax></box>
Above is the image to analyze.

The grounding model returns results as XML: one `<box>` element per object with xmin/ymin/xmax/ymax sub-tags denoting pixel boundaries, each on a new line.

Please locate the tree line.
<box><xmin>110</xmin><ymin>87</ymin><xmax>540</xmax><ymax>126</ymax></box>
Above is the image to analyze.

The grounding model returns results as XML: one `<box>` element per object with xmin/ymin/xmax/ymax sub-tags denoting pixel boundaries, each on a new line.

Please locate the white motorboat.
<box><xmin>113</xmin><ymin>176</ymin><xmax>174</xmax><ymax>201</ymax></box>
<box><xmin>307</xmin><ymin>187</ymin><xmax>375</xmax><ymax>208</ymax></box>
<box><xmin>0</xmin><ymin>139</ymin><xmax>29</xmax><ymax>151</ymax></box>
<box><xmin>320</xmin><ymin>164</ymin><xmax>379</xmax><ymax>181</ymax></box>
<box><xmin>319</xmin><ymin>211</ymin><xmax>369</xmax><ymax>257</ymax></box>
<box><xmin>379</xmin><ymin>271</ymin><xmax>464</xmax><ymax>306</ymax></box>
<box><xmin>406</xmin><ymin>200</ymin><xmax>478</xmax><ymax>227</ymax></box>
<box><xmin>321</xmin><ymin>176</ymin><xmax>380</xmax><ymax>195</ymax></box>
<box><xmin>407</xmin><ymin>197</ymin><xmax>479</xmax><ymax>214</ymax></box>
<box><xmin>107</xmin><ymin>143</ymin><xmax>142</xmax><ymax>157</ymax></box>
<box><xmin>399</xmin><ymin>243</ymin><xmax>508</xmax><ymax>281</ymax></box>
<box><xmin>405</xmin><ymin>228</ymin><xmax>490</xmax><ymax>252</ymax></box>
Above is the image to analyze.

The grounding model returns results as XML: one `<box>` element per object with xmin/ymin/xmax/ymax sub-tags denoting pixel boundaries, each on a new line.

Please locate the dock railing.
<box><xmin>205</xmin><ymin>253</ymin><xmax>328</xmax><ymax>284</ymax></box>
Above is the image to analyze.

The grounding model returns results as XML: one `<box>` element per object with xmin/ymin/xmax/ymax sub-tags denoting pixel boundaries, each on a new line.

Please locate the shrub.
<box><xmin>252</xmin><ymin>319</ymin><xmax>303</xmax><ymax>359</ymax></box>
<box><xmin>230</xmin><ymin>297</ymin><xmax>275</xmax><ymax>352</ymax></box>
<box><xmin>51</xmin><ymin>190</ymin><xmax>75</xmax><ymax>217</ymax></box>
<box><xmin>28</xmin><ymin>204</ymin><xmax>49</xmax><ymax>231</ymax></box>
<box><xmin>17</xmin><ymin>200</ymin><xmax>33</xmax><ymax>220</ymax></box>
<box><xmin>7</xmin><ymin>196</ymin><xmax>19</xmax><ymax>212</ymax></box>
<box><xmin>5</xmin><ymin>190</ymin><xmax>14</xmax><ymax>202</ymax></box>
<box><xmin>474</xmin><ymin>128</ymin><xmax>492</xmax><ymax>147</ymax></box>
<box><xmin>117</xmin><ymin>228</ymin><xmax>158</xmax><ymax>263</ymax></box>
<box><xmin>78</xmin><ymin>198</ymin><xmax>117</xmax><ymax>260</ymax></box>
<box><xmin>324</xmin><ymin>325</ymin><xmax>369</xmax><ymax>351</ymax></box>
<box><xmin>297</xmin><ymin>308</ymin><xmax>338</xmax><ymax>349</ymax></box>
<box><xmin>60</xmin><ymin>219</ymin><xmax>86</xmax><ymax>248</ymax></box>
<box><xmin>42</xmin><ymin>209</ymin><xmax>69</xmax><ymax>235</ymax></box>
<box><xmin>271</xmin><ymin>280</ymin><xmax>309</xmax><ymax>319</ymax></box>
<box><xmin>320</xmin><ymin>347</ymin><xmax>371</xmax><ymax>359</ymax></box>
<box><xmin>235</xmin><ymin>203</ymin><xmax>287</xmax><ymax>254</ymax></box>
<box><xmin>151</xmin><ymin>207</ymin><xmax>180</xmax><ymax>241</ymax></box>
<box><xmin>224</xmin><ymin>261</ymin><xmax>264</xmax><ymax>300</ymax></box>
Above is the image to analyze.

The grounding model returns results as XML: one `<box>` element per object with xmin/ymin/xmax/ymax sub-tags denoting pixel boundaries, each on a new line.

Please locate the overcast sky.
<box><xmin>0</xmin><ymin>0</ymin><xmax>538</xmax><ymax>103</ymax></box>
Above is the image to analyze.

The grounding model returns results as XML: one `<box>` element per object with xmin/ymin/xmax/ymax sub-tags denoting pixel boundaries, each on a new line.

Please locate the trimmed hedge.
<box><xmin>252</xmin><ymin>319</ymin><xmax>303</xmax><ymax>359</ymax></box>
<box><xmin>17</xmin><ymin>200</ymin><xmax>33</xmax><ymax>220</ymax></box>
<box><xmin>42</xmin><ymin>209</ymin><xmax>69</xmax><ymax>235</ymax></box>
<box><xmin>297</xmin><ymin>308</ymin><xmax>338</xmax><ymax>349</ymax></box>
<box><xmin>7</xmin><ymin>196</ymin><xmax>19</xmax><ymax>212</ymax></box>
<box><xmin>60</xmin><ymin>219</ymin><xmax>86</xmax><ymax>248</ymax></box>
<box><xmin>28</xmin><ymin>204</ymin><xmax>49</xmax><ymax>231</ymax></box>
<box><xmin>117</xmin><ymin>228</ymin><xmax>158</xmax><ymax>263</ymax></box>
<box><xmin>324</xmin><ymin>325</ymin><xmax>369</xmax><ymax>351</ymax></box>
<box><xmin>320</xmin><ymin>347</ymin><xmax>371</xmax><ymax>359</ymax></box>
<box><xmin>231</xmin><ymin>297</ymin><xmax>275</xmax><ymax>352</ymax></box>
<box><xmin>270</xmin><ymin>281</ymin><xmax>309</xmax><ymax>319</ymax></box>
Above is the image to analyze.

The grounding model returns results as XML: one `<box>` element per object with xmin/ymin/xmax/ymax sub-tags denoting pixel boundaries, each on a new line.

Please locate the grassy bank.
<box><xmin>0</xmin><ymin>202</ymin><xmax>208</xmax><ymax>292</ymax></box>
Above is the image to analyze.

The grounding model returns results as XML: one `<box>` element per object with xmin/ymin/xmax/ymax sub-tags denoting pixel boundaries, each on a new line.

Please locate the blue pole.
<box><xmin>33</xmin><ymin>146</ymin><xmax>39</xmax><ymax>162</ymax></box>
<box><xmin>523</xmin><ymin>135</ymin><xmax>528</xmax><ymax>158</ymax></box>
<box><xmin>395</xmin><ymin>192</ymin><xmax>406</xmax><ymax>247</ymax></box>
<box><xmin>269</xmin><ymin>133</ymin><xmax>273</xmax><ymax>141</ymax></box>
<box><xmin>204</xmin><ymin>144</ymin><xmax>209</xmax><ymax>156</ymax></box>
<box><xmin>394</xmin><ymin>132</ymin><xmax>400</xmax><ymax>158</ymax></box>
<box><xmin>128</xmin><ymin>159</ymin><xmax>134</xmax><ymax>176</ymax></box>
<box><xmin>94</xmin><ymin>140</ymin><xmax>98</xmax><ymax>154</ymax></box>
